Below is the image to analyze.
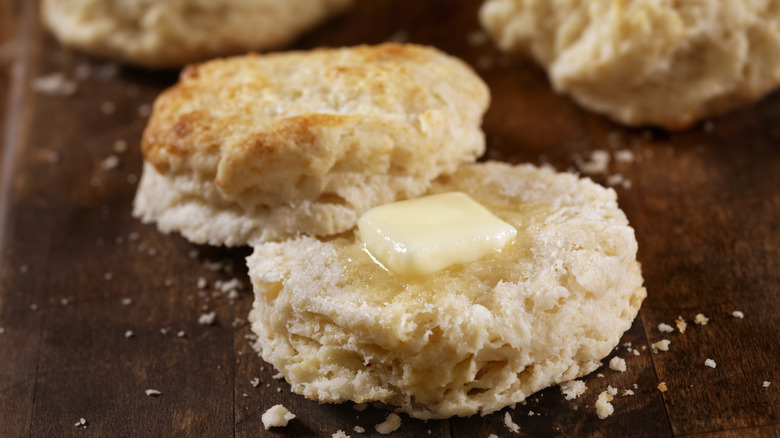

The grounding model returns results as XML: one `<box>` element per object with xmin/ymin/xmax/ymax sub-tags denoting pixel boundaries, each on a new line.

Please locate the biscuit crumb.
<box><xmin>657</xmin><ymin>382</ymin><xmax>668</xmax><ymax>392</ymax></box>
<box><xmin>609</xmin><ymin>357</ymin><xmax>626</xmax><ymax>372</ymax></box>
<box><xmin>145</xmin><ymin>389</ymin><xmax>162</xmax><ymax>397</ymax></box>
<box><xmin>197</xmin><ymin>277</ymin><xmax>207</xmax><ymax>289</ymax></box>
<box><xmin>101</xmin><ymin>155</ymin><xmax>120</xmax><ymax>171</ymax></box>
<box><xmin>607</xmin><ymin>386</ymin><xmax>618</xmax><ymax>397</ymax></box>
<box><xmin>375</xmin><ymin>413</ymin><xmax>401</xmax><ymax>435</ymax></box>
<box><xmin>101</xmin><ymin>100</ymin><xmax>116</xmax><ymax>114</ymax></box>
<box><xmin>33</xmin><ymin>72</ymin><xmax>77</xmax><ymax>96</ymax></box>
<box><xmin>579</xmin><ymin>150</ymin><xmax>610</xmax><ymax>175</ymax></box>
<box><xmin>261</xmin><ymin>404</ymin><xmax>295</xmax><ymax>430</ymax></box>
<box><xmin>503</xmin><ymin>412</ymin><xmax>520</xmax><ymax>433</ymax></box>
<box><xmin>763</xmin><ymin>381</ymin><xmax>771</xmax><ymax>388</ymax></box>
<box><xmin>595</xmin><ymin>391</ymin><xmax>614</xmax><ymax>419</ymax></box>
<box><xmin>198</xmin><ymin>311</ymin><xmax>216</xmax><ymax>325</ymax></box>
<box><xmin>488</xmin><ymin>435</ymin><xmax>499</xmax><ymax>438</ymax></box>
<box><xmin>353</xmin><ymin>403</ymin><xmax>368</xmax><ymax>412</ymax></box>
<box><xmin>466</xmin><ymin>30</ymin><xmax>489</xmax><ymax>47</ymax></box>
<box><xmin>353</xmin><ymin>425</ymin><xmax>365</xmax><ymax>433</ymax></box>
<box><xmin>622</xmin><ymin>389</ymin><xmax>634</xmax><ymax>396</ymax></box>
<box><xmin>250</xmin><ymin>377</ymin><xmax>260</xmax><ymax>387</ymax></box>
<box><xmin>732</xmin><ymin>311</ymin><xmax>744</xmax><ymax>319</ymax></box>
<box><xmin>658</xmin><ymin>323</ymin><xmax>674</xmax><ymax>333</ymax></box>
<box><xmin>694</xmin><ymin>313</ymin><xmax>709</xmax><ymax>325</ymax></box>
<box><xmin>113</xmin><ymin>139</ymin><xmax>128</xmax><ymax>154</ymax></box>
<box><xmin>176</xmin><ymin>331</ymin><xmax>185</xmax><ymax>338</ymax></box>
<box><xmin>332</xmin><ymin>430</ymin><xmax>349</xmax><ymax>438</ymax></box>
<box><xmin>653</xmin><ymin>339</ymin><xmax>671</xmax><ymax>352</ymax></box>
<box><xmin>614</xmin><ymin>149</ymin><xmax>635</xmax><ymax>163</ymax></box>
<box><xmin>124</xmin><ymin>330</ymin><xmax>134</xmax><ymax>338</ymax></box>
<box><xmin>121</xmin><ymin>298</ymin><xmax>133</xmax><ymax>306</ymax></box>
<box><xmin>705</xmin><ymin>359</ymin><xmax>717</xmax><ymax>368</ymax></box>
<box><xmin>74</xmin><ymin>418</ymin><xmax>87</xmax><ymax>427</ymax></box>
<box><xmin>675</xmin><ymin>316</ymin><xmax>687</xmax><ymax>333</ymax></box>
<box><xmin>560</xmin><ymin>380</ymin><xmax>587</xmax><ymax>400</ymax></box>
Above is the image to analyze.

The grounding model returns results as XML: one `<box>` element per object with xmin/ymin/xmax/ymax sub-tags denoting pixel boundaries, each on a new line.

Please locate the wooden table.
<box><xmin>1</xmin><ymin>1</ymin><xmax>778</xmax><ymax>436</ymax></box>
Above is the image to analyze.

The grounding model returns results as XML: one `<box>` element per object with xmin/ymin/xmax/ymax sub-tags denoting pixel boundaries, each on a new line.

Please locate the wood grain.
<box><xmin>0</xmin><ymin>0</ymin><xmax>778</xmax><ymax>437</ymax></box>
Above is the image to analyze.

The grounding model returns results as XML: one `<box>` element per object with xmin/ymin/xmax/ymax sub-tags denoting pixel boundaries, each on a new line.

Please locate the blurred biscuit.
<box><xmin>248</xmin><ymin>161</ymin><xmax>646</xmax><ymax>419</ymax></box>
<box><xmin>133</xmin><ymin>43</ymin><xmax>489</xmax><ymax>246</ymax></box>
<box><xmin>480</xmin><ymin>0</ymin><xmax>780</xmax><ymax>129</ymax></box>
<box><xmin>41</xmin><ymin>0</ymin><xmax>354</xmax><ymax>68</ymax></box>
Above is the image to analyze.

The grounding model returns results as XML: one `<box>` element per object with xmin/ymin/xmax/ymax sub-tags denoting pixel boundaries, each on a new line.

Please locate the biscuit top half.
<box><xmin>142</xmin><ymin>43</ymin><xmax>490</xmax><ymax>213</ymax></box>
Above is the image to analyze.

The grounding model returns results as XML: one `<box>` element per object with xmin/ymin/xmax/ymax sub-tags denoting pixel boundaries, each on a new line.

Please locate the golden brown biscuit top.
<box><xmin>142</xmin><ymin>43</ymin><xmax>489</xmax><ymax>207</ymax></box>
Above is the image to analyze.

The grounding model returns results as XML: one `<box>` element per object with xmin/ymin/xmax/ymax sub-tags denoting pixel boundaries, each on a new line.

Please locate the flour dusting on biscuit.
<box><xmin>133</xmin><ymin>44</ymin><xmax>489</xmax><ymax>246</ymax></box>
<box><xmin>247</xmin><ymin>162</ymin><xmax>646</xmax><ymax>419</ymax></box>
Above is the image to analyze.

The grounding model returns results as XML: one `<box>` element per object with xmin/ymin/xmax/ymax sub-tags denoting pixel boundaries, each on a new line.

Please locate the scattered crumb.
<box><xmin>332</xmin><ymin>430</ymin><xmax>349</xmax><ymax>438</ymax></box>
<box><xmin>0</xmin><ymin>327</ymin><xmax>4</xmax><ymax>334</ymax></box>
<box><xmin>763</xmin><ymin>381</ymin><xmax>771</xmax><ymax>388</ymax></box>
<box><xmin>488</xmin><ymin>435</ymin><xmax>499</xmax><ymax>438</ymax></box>
<box><xmin>476</xmin><ymin>55</ymin><xmax>494</xmax><ymax>70</ymax></box>
<box><xmin>100</xmin><ymin>155</ymin><xmax>120</xmax><ymax>171</ymax></box>
<box><xmin>197</xmin><ymin>277</ymin><xmax>207</xmax><ymax>289</ymax></box>
<box><xmin>614</xmin><ymin>149</ymin><xmax>635</xmax><ymax>163</ymax></box>
<box><xmin>33</xmin><ymin>72</ymin><xmax>77</xmax><ymax>96</ymax></box>
<box><xmin>137</xmin><ymin>103</ymin><xmax>152</xmax><ymax>118</ymax></box>
<box><xmin>272</xmin><ymin>372</ymin><xmax>284</xmax><ymax>380</ymax></box>
<box><xmin>597</xmin><ymin>373</ymin><xmax>605</xmax><ymax>378</ymax></box>
<box><xmin>387</xmin><ymin>29</ymin><xmax>410</xmax><ymax>43</ymax></box>
<box><xmin>609</xmin><ymin>357</ymin><xmax>626</xmax><ymax>372</ymax></box>
<box><xmin>595</xmin><ymin>391</ymin><xmax>614</xmax><ymax>419</ymax></box>
<box><xmin>217</xmin><ymin>278</ymin><xmax>243</xmax><ymax>294</ymax></box>
<box><xmin>176</xmin><ymin>331</ymin><xmax>186</xmax><ymax>338</ymax></box>
<box><xmin>658</xmin><ymin>323</ymin><xmax>674</xmax><ymax>333</ymax></box>
<box><xmin>353</xmin><ymin>425</ymin><xmax>366</xmax><ymax>433</ymax></box>
<box><xmin>145</xmin><ymin>389</ymin><xmax>162</xmax><ymax>397</ymax></box>
<box><xmin>694</xmin><ymin>313</ymin><xmax>709</xmax><ymax>325</ymax></box>
<box><xmin>466</xmin><ymin>30</ymin><xmax>489</xmax><ymax>47</ymax></box>
<box><xmin>188</xmin><ymin>249</ymin><xmax>199</xmax><ymax>259</ymax></box>
<box><xmin>675</xmin><ymin>316</ymin><xmax>687</xmax><ymax>333</ymax></box>
<box><xmin>100</xmin><ymin>100</ymin><xmax>116</xmax><ymax>114</ymax></box>
<box><xmin>375</xmin><ymin>413</ymin><xmax>401</xmax><ymax>435</ymax></box>
<box><xmin>607</xmin><ymin>386</ymin><xmax>618</xmax><ymax>397</ymax></box>
<box><xmin>20</xmin><ymin>264</ymin><xmax>29</xmax><ymax>274</ymax></box>
<box><xmin>104</xmin><ymin>272</ymin><xmax>113</xmax><ymax>281</ymax></box>
<box><xmin>560</xmin><ymin>380</ymin><xmax>587</xmax><ymax>400</ymax></box>
<box><xmin>653</xmin><ymin>339</ymin><xmax>671</xmax><ymax>352</ymax></box>
<box><xmin>261</xmin><ymin>404</ymin><xmax>295</xmax><ymax>430</ymax></box>
<box><xmin>121</xmin><ymin>298</ymin><xmax>133</xmax><ymax>306</ymax></box>
<box><xmin>113</xmin><ymin>139</ymin><xmax>128</xmax><ymax>153</ymax></box>
<box><xmin>198</xmin><ymin>311</ymin><xmax>217</xmax><ymax>326</ymax></box>
<box><xmin>657</xmin><ymin>382</ymin><xmax>668</xmax><ymax>392</ymax></box>
<box><xmin>606</xmin><ymin>173</ymin><xmax>627</xmax><ymax>187</ymax></box>
<box><xmin>30</xmin><ymin>303</ymin><xmax>38</xmax><ymax>311</ymax></box>
<box><xmin>74</xmin><ymin>418</ymin><xmax>87</xmax><ymax>427</ymax></box>
<box><xmin>124</xmin><ymin>330</ymin><xmax>134</xmax><ymax>338</ymax></box>
<box><xmin>503</xmin><ymin>412</ymin><xmax>520</xmax><ymax>434</ymax></box>
<box><xmin>250</xmin><ymin>377</ymin><xmax>260</xmax><ymax>387</ymax></box>
<box><xmin>622</xmin><ymin>389</ymin><xmax>634</xmax><ymax>396</ymax></box>
<box><xmin>579</xmin><ymin>150</ymin><xmax>610</xmax><ymax>175</ymax></box>
<box><xmin>353</xmin><ymin>403</ymin><xmax>368</xmax><ymax>412</ymax></box>
<box><xmin>732</xmin><ymin>311</ymin><xmax>744</xmax><ymax>319</ymax></box>
<box><xmin>705</xmin><ymin>359</ymin><xmax>717</xmax><ymax>369</ymax></box>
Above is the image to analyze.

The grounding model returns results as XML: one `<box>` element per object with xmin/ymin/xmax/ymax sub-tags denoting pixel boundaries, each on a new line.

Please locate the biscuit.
<box><xmin>41</xmin><ymin>0</ymin><xmax>354</xmax><ymax>68</ymax></box>
<box><xmin>480</xmin><ymin>0</ymin><xmax>780</xmax><ymax>129</ymax></box>
<box><xmin>247</xmin><ymin>161</ymin><xmax>646</xmax><ymax>419</ymax></box>
<box><xmin>133</xmin><ymin>44</ymin><xmax>489</xmax><ymax>246</ymax></box>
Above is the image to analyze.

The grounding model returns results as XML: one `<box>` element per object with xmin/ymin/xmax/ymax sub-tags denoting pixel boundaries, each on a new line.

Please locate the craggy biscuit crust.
<box><xmin>480</xmin><ymin>0</ymin><xmax>780</xmax><ymax>129</ymax></box>
<box><xmin>41</xmin><ymin>0</ymin><xmax>354</xmax><ymax>68</ymax></box>
<box><xmin>134</xmin><ymin>44</ymin><xmax>489</xmax><ymax>245</ymax></box>
<box><xmin>248</xmin><ymin>162</ymin><xmax>646</xmax><ymax>419</ymax></box>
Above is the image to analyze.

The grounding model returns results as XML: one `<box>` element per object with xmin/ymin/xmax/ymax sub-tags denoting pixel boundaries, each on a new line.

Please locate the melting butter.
<box><xmin>357</xmin><ymin>192</ymin><xmax>517</xmax><ymax>276</ymax></box>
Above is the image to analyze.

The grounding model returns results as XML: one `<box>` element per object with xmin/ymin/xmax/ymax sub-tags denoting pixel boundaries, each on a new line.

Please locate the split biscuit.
<box><xmin>247</xmin><ymin>161</ymin><xmax>646</xmax><ymax>419</ymax></box>
<box><xmin>133</xmin><ymin>44</ymin><xmax>489</xmax><ymax>246</ymax></box>
<box><xmin>41</xmin><ymin>0</ymin><xmax>354</xmax><ymax>68</ymax></box>
<box><xmin>480</xmin><ymin>0</ymin><xmax>780</xmax><ymax>129</ymax></box>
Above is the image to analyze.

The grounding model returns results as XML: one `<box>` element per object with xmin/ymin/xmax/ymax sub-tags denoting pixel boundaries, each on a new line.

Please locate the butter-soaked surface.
<box><xmin>342</xmin><ymin>200</ymin><xmax>541</xmax><ymax>306</ymax></box>
<box><xmin>248</xmin><ymin>162</ymin><xmax>646</xmax><ymax>419</ymax></box>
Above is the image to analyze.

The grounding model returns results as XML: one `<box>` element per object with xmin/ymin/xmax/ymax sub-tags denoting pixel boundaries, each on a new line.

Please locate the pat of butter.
<box><xmin>357</xmin><ymin>192</ymin><xmax>517</xmax><ymax>276</ymax></box>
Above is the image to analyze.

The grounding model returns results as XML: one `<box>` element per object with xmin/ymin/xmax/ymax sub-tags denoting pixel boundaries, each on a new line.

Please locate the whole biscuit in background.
<box><xmin>41</xmin><ymin>0</ymin><xmax>354</xmax><ymax>68</ymax></box>
<box><xmin>247</xmin><ymin>161</ymin><xmax>646</xmax><ymax>419</ymax></box>
<box><xmin>133</xmin><ymin>43</ymin><xmax>489</xmax><ymax>246</ymax></box>
<box><xmin>480</xmin><ymin>0</ymin><xmax>780</xmax><ymax>129</ymax></box>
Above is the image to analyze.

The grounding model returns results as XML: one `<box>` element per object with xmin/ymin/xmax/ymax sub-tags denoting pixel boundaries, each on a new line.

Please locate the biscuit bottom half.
<box><xmin>247</xmin><ymin>162</ymin><xmax>646</xmax><ymax>419</ymax></box>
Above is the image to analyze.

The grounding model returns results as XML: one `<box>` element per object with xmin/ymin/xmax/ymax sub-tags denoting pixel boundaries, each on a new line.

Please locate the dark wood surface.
<box><xmin>1</xmin><ymin>1</ymin><xmax>779</xmax><ymax>436</ymax></box>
